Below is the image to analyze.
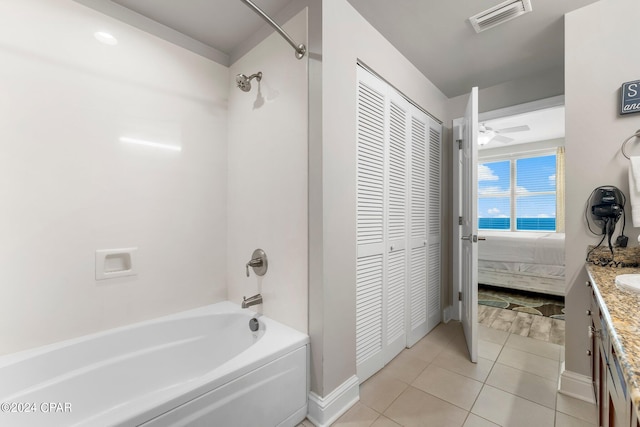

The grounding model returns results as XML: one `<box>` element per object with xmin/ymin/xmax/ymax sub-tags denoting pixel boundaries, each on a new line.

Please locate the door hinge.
<box><xmin>458</xmin><ymin>216</ymin><xmax>463</xmax><ymax>225</ymax></box>
<box><xmin>458</xmin><ymin>291</ymin><xmax>462</xmax><ymax>301</ymax></box>
<box><xmin>457</xmin><ymin>139</ymin><xmax>463</xmax><ymax>149</ymax></box>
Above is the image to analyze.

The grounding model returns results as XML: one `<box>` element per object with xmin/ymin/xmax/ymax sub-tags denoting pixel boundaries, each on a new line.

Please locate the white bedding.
<box><xmin>477</xmin><ymin>231</ymin><xmax>565</xmax><ymax>295</ymax></box>
<box><xmin>478</xmin><ymin>260</ymin><xmax>565</xmax><ymax>277</ymax></box>
<box><xmin>479</xmin><ymin>231</ymin><xmax>565</xmax><ymax>266</ymax></box>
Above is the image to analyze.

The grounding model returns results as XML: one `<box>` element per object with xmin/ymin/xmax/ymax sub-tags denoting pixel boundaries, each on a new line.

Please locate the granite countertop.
<box><xmin>585</xmin><ymin>246</ymin><xmax>640</xmax><ymax>417</ymax></box>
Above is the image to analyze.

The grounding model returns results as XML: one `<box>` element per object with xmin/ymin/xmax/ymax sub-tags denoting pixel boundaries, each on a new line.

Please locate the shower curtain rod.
<box><xmin>240</xmin><ymin>0</ymin><xmax>306</xmax><ymax>59</ymax></box>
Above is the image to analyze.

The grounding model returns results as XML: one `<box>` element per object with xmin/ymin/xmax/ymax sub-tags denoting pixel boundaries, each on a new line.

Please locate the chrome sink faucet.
<box><xmin>242</xmin><ymin>294</ymin><xmax>263</xmax><ymax>308</ymax></box>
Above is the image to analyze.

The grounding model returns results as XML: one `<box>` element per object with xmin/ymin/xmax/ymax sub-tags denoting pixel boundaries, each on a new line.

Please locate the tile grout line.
<box><xmin>475</xmin><ymin>332</ymin><xmax>566</xmax><ymax>423</ymax></box>
<box><xmin>351</xmin><ymin>323</ymin><xmax>571</xmax><ymax>427</ymax></box>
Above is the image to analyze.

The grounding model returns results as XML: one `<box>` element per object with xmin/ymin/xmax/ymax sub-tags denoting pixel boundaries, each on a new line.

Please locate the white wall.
<box><xmin>448</xmin><ymin>67</ymin><xmax>565</xmax><ymax>119</ymax></box>
<box><xmin>309</xmin><ymin>0</ymin><xmax>449</xmax><ymax>396</ymax></box>
<box><xmin>564</xmin><ymin>0</ymin><xmax>640</xmax><ymax>378</ymax></box>
<box><xmin>478</xmin><ymin>138</ymin><xmax>564</xmax><ymax>160</ymax></box>
<box><xmin>227</xmin><ymin>10</ymin><xmax>308</xmax><ymax>333</ymax></box>
<box><xmin>0</xmin><ymin>0</ymin><xmax>228</xmax><ymax>355</ymax></box>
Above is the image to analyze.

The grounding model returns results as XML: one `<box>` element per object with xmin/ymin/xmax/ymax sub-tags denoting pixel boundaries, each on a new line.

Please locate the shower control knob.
<box><xmin>245</xmin><ymin>249</ymin><xmax>268</xmax><ymax>277</ymax></box>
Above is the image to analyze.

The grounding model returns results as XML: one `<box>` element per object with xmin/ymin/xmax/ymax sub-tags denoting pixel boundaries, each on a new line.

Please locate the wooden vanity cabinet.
<box><xmin>590</xmin><ymin>288</ymin><xmax>605</xmax><ymax>427</ymax></box>
<box><xmin>588</xmin><ymin>280</ymin><xmax>635</xmax><ymax>427</ymax></box>
<box><xmin>607</xmin><ymin>343</ymin><xmax>629</xmax><ymax>427</ymax></box>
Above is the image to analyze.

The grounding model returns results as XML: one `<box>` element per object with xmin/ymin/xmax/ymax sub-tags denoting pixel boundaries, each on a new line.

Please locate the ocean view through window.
<box><xmin>478</xmin><ymin>154</ymin><xmax>557</xmax><ymax>231</ymax></box>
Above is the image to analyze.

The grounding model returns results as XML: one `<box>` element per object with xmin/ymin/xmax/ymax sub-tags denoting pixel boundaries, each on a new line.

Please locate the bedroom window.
<box><xmin>478</xmin><ymin>154</ymin><xmax>557</xmax><ymax>231</ymax></box>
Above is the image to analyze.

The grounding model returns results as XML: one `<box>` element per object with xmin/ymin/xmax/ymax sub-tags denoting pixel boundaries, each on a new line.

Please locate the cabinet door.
<box><xmin>630</xmin><ymin>402</ymin><xmax>639</xmax><ymax>427</ymax></box>
<box><xmin>590</xmin><ymin>295</ymin><xmax>605</xmax><ymax>427</ymax></box>
<box><xmin>607</xmin><ymin>345</ymin><xmax>629</xmax><ymax>427</ymax></box>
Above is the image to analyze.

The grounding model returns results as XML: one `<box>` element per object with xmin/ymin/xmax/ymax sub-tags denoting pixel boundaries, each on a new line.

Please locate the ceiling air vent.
<box><xmin>469</xmin><ymin>0</ymin><xmax>533</xmax><ymax>33</ymax></box>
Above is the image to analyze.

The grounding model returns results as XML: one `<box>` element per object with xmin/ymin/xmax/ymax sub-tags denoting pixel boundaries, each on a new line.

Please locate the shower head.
<box><xmin>235</xmin><ymin>71</ymin><xmax>262</xmax><ymax>92</ymax></box>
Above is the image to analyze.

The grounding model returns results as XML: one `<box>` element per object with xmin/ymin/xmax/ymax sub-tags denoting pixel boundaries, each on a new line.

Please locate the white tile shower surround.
<box><xmin>297</xmin><ymin>321</ymin><xmax>593</xmax><ymax>427</ymax></box>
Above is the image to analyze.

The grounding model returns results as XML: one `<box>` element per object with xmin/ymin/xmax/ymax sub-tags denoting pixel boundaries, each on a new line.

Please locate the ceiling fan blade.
<box><xmin>496</xmin><ymin>125</ymin><xmax>530</xmax><ymax>133</ymax></box>
<box><xmin>491</xmin><ymin>134</ymin><xmax>515</xmax><ymax>144</ymax></box>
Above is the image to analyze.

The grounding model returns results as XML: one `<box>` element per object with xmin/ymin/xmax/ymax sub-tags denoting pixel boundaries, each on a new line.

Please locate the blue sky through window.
<box><xmin>478</xmin><ymin>155</ymin><xmax>556</xmax><ymax>231</ymax></box>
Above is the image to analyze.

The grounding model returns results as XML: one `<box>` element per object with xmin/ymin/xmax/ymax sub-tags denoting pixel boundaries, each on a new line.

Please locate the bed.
<box><xmin>478</xmin><ymin>231</ymin><xmax>565</xmax><ymax>296</ymax></box>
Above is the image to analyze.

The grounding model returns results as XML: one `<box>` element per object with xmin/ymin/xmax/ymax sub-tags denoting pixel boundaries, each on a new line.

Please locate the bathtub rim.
<box><xmin>0</xmin><ymin>301</ymin><xmax>309</xmax><ymax>427</ymax></box>
<box><xmin>0</xmin><ymin>301</ymin><xmax>307</xmax><ymax>365</ymax></box>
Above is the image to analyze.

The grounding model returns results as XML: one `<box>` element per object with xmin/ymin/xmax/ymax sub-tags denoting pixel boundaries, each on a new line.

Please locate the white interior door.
<box><xmin>459</xmin><ymin>87</ymin><xmax>479</xmax><ymax>363</ymax></box>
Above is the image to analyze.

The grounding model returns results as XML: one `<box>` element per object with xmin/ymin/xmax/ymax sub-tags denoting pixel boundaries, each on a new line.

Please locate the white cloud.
<box><xmin>478</xmin><ymin>164</ymin><xmax>499</xmax><ymax>181</ymax></box>
<box><xmin>478</xmin><ymin>186</ymin><xmax>508</xmax><ymax>196</ymax></box>
<box><xmin>487</xmin><ymin>208</ymin><xmax>501</xmax><ymax>215</ymax></box>
<box><xmin>515</xmin><ymin>185</ymin><xmax>529</xmax><ymax>195</ymax></box>
<box><xmin>497</xmin><ymin>214</ymin><xmax>509</xmax><ymax>218</ymax></box>
<box><xmin>549</xmin><ymin>174</ymin><xmax>556</xmax><ymax>183</ymax></box>
<box><xmin>537</xmin><ymin>214</ymin><xmax>556</xmax><ymax>218</ymax></box>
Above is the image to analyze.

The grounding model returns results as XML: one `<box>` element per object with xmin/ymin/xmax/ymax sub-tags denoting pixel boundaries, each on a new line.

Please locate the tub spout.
<box><xmin>242</xmin><ymin>294</ymin><xmax>263</xmax><ymax>309</ymax></box>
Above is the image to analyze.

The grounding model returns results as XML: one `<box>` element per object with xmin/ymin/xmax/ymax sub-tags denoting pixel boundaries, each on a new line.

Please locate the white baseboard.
<box><xmin>307</xmin><ymin>375</ymin><xmax>359</xmax><ymax>427</ymax></box>
<box><xmin>443</xmin><ymin>305</ymin><xmax>457</xmax><ymax>322</ymax></box>
<box><xmin>558</xmin><ymin>363</ymin><xmax>596</xmax><ymax>404</ymax></box>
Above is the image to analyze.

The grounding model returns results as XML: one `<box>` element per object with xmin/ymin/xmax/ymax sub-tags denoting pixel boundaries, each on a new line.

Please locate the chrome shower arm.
<box><xmin>239</xmin><ymin>0</ymin><xmax>306</xmax><ymax>59</ymax></box>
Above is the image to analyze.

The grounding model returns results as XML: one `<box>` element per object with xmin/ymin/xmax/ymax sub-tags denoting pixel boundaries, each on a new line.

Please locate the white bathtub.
<box><xmin>0</xmin><ymin>301</ymin><xmax>309</xmax><ymax>427</ymax></box>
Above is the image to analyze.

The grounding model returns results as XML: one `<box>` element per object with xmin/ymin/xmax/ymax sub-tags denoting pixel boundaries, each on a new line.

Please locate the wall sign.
<box><xmin>621</xmin><ymin>80</ymin><xmax>640</xmax><ymax>115</ymax></box>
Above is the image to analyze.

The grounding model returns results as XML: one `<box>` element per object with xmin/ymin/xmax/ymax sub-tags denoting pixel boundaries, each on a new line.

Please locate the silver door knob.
<box><xmin>461</xmin><ymin>234</ymin><xmax>485</xmax><ymax>242</ymax></box>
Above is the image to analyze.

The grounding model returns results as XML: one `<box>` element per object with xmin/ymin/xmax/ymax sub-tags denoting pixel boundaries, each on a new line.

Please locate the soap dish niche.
<box><xmin>95</xmin><ymin>248</ymin><xmax>138</xmax><ymax>281</ymax></box>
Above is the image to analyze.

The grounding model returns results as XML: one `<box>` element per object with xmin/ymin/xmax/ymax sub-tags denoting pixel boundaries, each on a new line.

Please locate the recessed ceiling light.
<box><xmin>94</xmin><ymin>31</ymin><xmax>118</xmax><ymax>46</ymax></box>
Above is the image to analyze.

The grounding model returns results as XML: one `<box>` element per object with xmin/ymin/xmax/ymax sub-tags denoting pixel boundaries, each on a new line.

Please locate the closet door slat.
<box><xmin>427</xmin><ymin>122</ymin><xmax>443</xmax><ymax>330</ymax></box>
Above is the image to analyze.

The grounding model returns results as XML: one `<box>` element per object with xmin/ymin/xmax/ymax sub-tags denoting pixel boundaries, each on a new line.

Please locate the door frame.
<box><xmin>450</xmin><ymin>94</ymin><xmax>565</xmax><ymax>321</ymax></box>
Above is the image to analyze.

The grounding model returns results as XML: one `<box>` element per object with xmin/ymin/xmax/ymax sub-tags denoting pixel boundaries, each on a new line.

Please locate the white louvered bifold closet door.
<box><xmin>385</xmin><ymin>91</ymin><xmax>409</xmax><ymax>362</ymax></box>
<box><xmin>406</xmin><ymin>105</ymin><xmax>429</xmax><ymax>347</ymax></box>
<box><xmin>356</xmin><ymin>70</ymin><xmax>386</xmax><ymax>382</ymax></box>
<box><xmin>427</xmin><ymin>121</ymin><xmax>443</xmax><ymax>330</ymax></box>
<box><xmin>356</xmin><ymin>65</ymin><xmax>441</xmax><ymax>383</ymax></box>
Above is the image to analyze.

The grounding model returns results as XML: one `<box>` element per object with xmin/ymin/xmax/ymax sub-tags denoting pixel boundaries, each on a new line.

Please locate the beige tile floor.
<box><xmin>297</xmin><ymin>316</ymin><xmax>593</xmax><ymax>427</ymax></box>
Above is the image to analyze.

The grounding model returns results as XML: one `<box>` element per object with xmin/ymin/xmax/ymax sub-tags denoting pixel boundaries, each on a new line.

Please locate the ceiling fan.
<box><xmin>478</xmin><ymin>123</ymin><xmax>530</xmax><ymax>145</ymax></box>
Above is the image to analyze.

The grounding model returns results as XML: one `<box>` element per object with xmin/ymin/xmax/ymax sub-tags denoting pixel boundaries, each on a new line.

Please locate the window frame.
<box><xmin>478</xmin><ymin>149</ymin><xmax>558</xmax><ymax>233</ymax></box>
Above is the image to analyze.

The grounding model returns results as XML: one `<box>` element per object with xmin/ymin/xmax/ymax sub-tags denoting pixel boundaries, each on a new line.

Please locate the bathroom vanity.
<box><xmin>586</xmin><ymin>261</ymin><xmax>640</xmax><ymax>427</ymax></box>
